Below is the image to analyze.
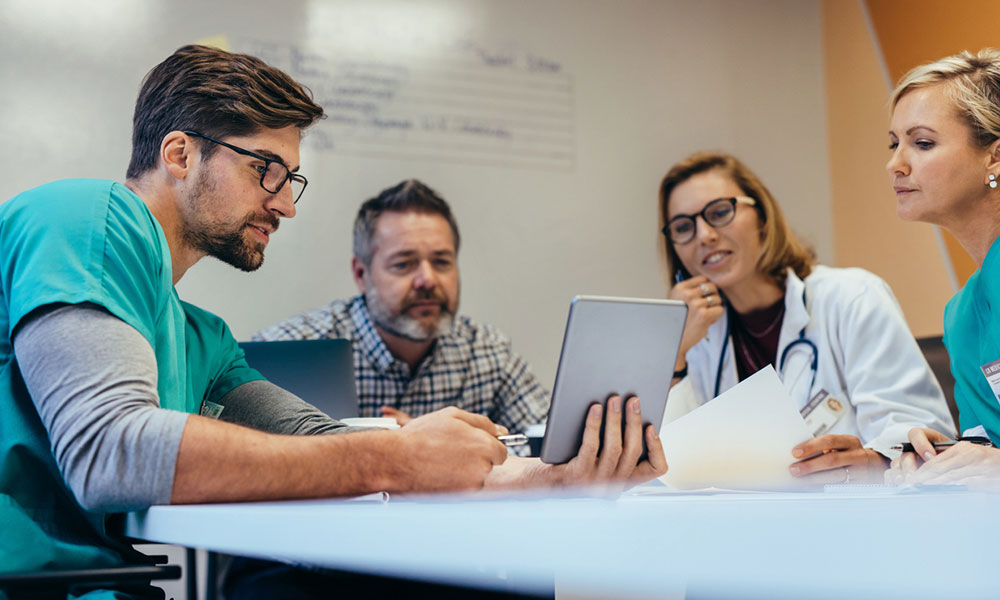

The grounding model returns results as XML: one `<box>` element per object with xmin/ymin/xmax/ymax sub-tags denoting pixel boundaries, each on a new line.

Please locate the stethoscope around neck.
<box><xmin>712</xmin><ymin>289</ymin><xmax>819</xmax><ymax>398</ymax></box>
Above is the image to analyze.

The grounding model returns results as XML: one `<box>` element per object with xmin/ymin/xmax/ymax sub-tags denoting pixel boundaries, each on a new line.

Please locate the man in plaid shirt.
<box><xmin>254</xmin><ymin>179</ymin><xmax>548</xmax><ymax>443</ymax></box>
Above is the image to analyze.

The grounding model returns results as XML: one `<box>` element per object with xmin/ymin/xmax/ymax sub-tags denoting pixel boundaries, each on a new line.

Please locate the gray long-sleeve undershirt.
<box><xmin>14</xmin><ymin>303</ymin><xmax>349</xmax><ymax>513</ymax></box>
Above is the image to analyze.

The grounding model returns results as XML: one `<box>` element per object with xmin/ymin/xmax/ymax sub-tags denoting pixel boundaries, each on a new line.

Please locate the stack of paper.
<box><xmin>659</xmin><ymin>366</ymin><xmax>813</xmax><ymax>491</ymax></box>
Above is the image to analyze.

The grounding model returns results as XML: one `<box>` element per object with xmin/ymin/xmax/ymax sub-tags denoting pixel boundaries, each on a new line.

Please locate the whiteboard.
<box><xmin>0</xmin><ymin>0</ymin><xmax>830</xmax><ymax>388</ymax></box>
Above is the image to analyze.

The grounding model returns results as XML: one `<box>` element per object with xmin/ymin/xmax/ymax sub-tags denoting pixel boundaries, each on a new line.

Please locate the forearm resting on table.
<box><xmin>172</xmin><ymin>416</ymin><xmax>403</xmax><ymax>503</ymax></box>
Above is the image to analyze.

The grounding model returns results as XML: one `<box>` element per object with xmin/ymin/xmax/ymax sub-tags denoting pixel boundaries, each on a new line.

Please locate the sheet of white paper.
<box><xmin>659</xmin><ymin>366</ymin><xmax>814</xmax><ymax>491</ymax></box>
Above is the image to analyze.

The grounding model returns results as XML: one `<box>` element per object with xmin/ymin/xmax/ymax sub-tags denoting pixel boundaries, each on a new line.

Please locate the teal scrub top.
<box><xmin>0</xmin><ymin>179</ymin><xmax>262</xmax><ymax>587</ymax></box>
<box><xmin>944</xmin><ymin>235</ymin><xmax>1000</xmax><ymax>442</ymax></box>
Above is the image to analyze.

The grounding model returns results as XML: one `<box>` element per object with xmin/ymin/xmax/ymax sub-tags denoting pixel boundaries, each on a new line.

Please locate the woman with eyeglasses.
<box><xmin>660</xmin><ymin>151</ymin><xmax>954</xmax><ymax>484</ymax></box>
<box><xmin>885</xmin><ymin>50</ymin><xmax>1000</xmax><ymax>489</ymax></box>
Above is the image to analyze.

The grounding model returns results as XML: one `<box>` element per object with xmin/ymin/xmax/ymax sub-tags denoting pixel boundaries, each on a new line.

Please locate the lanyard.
<box><xmin>713</xmin><ymin>289</ymin><xmax>817</xmax><ymax>398</ymax></box>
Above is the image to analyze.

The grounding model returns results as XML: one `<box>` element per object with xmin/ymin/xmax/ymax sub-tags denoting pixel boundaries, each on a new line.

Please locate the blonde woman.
<box><xmin>660</xmin><ymin>152</ymin><xmax>954</xmax><ymax>484</ymax></box>
<box><xmin>886</xmin><ymin>49</ymin><xmax>1000</xmax><ymax>488</ymax></box>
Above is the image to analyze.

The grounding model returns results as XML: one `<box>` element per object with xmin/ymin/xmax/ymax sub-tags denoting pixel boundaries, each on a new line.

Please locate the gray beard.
<box><xmin>364</xmin><ymin>285</ymin><xmax>455</xmax><ymax>342</ymax></box>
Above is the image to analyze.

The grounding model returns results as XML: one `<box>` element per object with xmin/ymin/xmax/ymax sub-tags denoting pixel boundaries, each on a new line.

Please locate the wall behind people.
<box><xmin>0</xmin><ymin>0</ymin><xmax>830</xmax><ymax>388</ymax></box>
<box><xmin>823</xmin><ymin>0</ymin><xmax>999</xmax><ymax>338</ymax></box>
<box><xmin>867</xmin><ymin>0</ymin><xmax>998</xmax><ymax>290</ymax></box>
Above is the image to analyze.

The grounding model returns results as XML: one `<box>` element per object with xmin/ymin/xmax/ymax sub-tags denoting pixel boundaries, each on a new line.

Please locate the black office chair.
<box><xmin>916</xmin><ymin>335</ymin><xmax>959</xmax><ymax>432</ymax></box>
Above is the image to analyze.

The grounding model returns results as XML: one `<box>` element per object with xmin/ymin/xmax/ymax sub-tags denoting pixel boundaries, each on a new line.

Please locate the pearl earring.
<box><xmin>991</xmin><ymin>174</ymin><xmax>998</xmax><ymax>189</ymax></box>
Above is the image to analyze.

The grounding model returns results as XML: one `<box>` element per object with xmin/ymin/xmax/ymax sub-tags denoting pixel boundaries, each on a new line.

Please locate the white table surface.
<box><xmin>126</xmin><ymin>483</ymin><xmax>1000</xmax><ymax>599</ymax></box>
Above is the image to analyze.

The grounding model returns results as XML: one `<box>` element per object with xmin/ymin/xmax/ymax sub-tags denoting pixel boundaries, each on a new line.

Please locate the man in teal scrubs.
<box><xmin>0</xmin><ymin>45</ymin><xmax>666</xmax><ymax>598</ymax></box>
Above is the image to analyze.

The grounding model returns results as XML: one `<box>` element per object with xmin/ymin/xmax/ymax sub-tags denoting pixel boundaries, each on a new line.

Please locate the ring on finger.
<box><xmin>699</xmin><ymin>283</ymin><xmax>711</xmax><ymax>297</ymax></box>
<box><xmin>706</xmin><ymin>295</ymin><xmax>717</xmax><ymax>308</ymax></box>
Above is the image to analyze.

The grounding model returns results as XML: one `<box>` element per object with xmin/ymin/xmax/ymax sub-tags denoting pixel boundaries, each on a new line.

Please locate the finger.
<box><xmin>792</xmin><ymin>434</ymin><xmax>859</xmax><ymax>458</ymax></box>
<box><xmin>446</xmin><ymin>407</ymin><xmax>502</xmax><ymax>435</ymax></box>
<box><xmin>698</xmin><ymin>305</ymin><xmax>725</xmax><ymax>328</ymax></box>
<box><xmin>914</xmin><ymin>443</ymin><xmax>985</xmax><ymax>475</ymax></box>
<box><xmin>915</xmin><ymin>468</ymin><xmax>974</xmax><ymax>486</ymax></box>
<box><xmin>885</xmin><ymin>464</ymin><xmax>903</xmax><ymax>485</ymax></box>
<box><xmin>911</xmin><ymin>457</ymin><xmax>994</xmax><ymax>486</ymax></box>
<box><xmin>640</xmin><ymin>425</ymin><xmax>668</xmax><ymax>478</ymax></box>
<box><xmin>381</xmin><ymin>406</ymin><xmax>411</xmax><ymax>422</ymax></box>
<box><xmin>897</xmin><ymin>452</ymin><xmax>921</xmax><ymax>479</ymax></box>
<box><xmin>684</xmin><ymin>275</ymin><xmax>712</xmax><ymax>289</ymax></box>
<box><xmin>688</xmin><ymin>297</ymin><xmax>720</xmax><ymax>323</ymax></box>
<box><xmin>615</xmin><ymin>397</ymin><xmax>644</xmax><ymax>478</ymax></box>
<box><xmin>902</xmin><ymin>458</ymin><xmax>957</xmax><ymax>485</ymax></box>
<box><xmin>679</xmin><ymin>278</ymin><xmax>717</xmax><ymax>304</ymax></box>
<box><xmin>694</xmin><ymin>280</ymin><xmax>717</xmax><ymax>298</ymax></box>
<box><xmin>908</xmin><ymin>428</ymin><xmax>947</xmax><ymax>462</ymax></box>
<box><xmin>494</xmin><ymin>424</ymin><xmax>510</xmax><ymax>436</ymax></box>
<box><xmin>597</xmin><ymin>396</ymin><xmax>624</xmax><ymax>478</ymax></box>
<box><xmin>703</xmin><ymin>305</ymin><xmax>725</xmax><ymax>320</ymax></box>
<box><xmin>824</xmin><ymin>434</ymin><xmax>863</xmax><ymax>450</ymax></box>
<box><xmin>669</xmin><ymin>276</ymin><xmax>709</xmax><ymax>301</ymax></box>
<box><xmin>789</xmin><ymin>449</ymin><xmax>863</xmax><ymax>477</ymax></box>
<box><xmin>696</xmin><ymin>294</ymin><xmax>722</xmax><ymax>310</ymax></box>
<box><xmin>488</xmin><ymin>432</ymin><xmax>509</xmax><ymax>465</ymax></box>
<box><xmin>576</xmin><ymin>403</ymin><xmax>603</xmax><ymax>463</ymax></box>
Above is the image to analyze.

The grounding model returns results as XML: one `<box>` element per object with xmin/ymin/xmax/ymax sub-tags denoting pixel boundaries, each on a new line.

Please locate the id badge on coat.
<box><xmin>200</xmin><ymin>400</ymin><xmax>224</xmax><ymax>419</ymax></box>
<box><xmin>799</xmin><ymin>389</ymin><xmax>846</xmax><ymax>437</ymax></box>
<box><xmin>980</xmin><ymin>359</ymin><xmax>1000</xmax><ymax>406</ymax></box>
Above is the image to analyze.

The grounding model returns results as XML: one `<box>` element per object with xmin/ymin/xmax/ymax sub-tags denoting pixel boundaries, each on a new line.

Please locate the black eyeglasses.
<box><xmin>662</xmin><ymin>196</ymin><xmax>756</xmax><ymax>244</ymax></box>
<box><xmin>182</xmin><ymin>131</ymin><xmax>308</xmax><ymax>204</ymax></box>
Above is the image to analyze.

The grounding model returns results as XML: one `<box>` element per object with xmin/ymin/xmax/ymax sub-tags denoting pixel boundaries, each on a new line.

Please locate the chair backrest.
<box><xmin>238</xmin><ymin>339</ymin><xmax>360</xmax><ymax>419</ymax></box>
<box><xmin>916</xmin><ymin>336</ymin><xmax>959</xmax><ymax>432</ymax></box>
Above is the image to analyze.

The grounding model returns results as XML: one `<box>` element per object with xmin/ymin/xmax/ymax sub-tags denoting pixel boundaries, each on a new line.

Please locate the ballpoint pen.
<box><xmin>498</xmin><ymin>433</ymin><xmax>528</xmax><ymax>447</ymax></box>
<box><xmin>891</xmin><ymin>436</ymin><xmax>993</xmax><ymax>453</ymax></box>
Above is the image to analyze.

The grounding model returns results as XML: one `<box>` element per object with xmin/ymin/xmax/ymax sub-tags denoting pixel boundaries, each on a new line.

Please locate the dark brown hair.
<box><xmin>126</xmin><ymin>45</ymin><xmax>325</xmax><ymax>178</ymax></box>
<box><xmin>659</xmin><ymin>151</ymin><xmax>814</xmax><ymax>289</ymax></box>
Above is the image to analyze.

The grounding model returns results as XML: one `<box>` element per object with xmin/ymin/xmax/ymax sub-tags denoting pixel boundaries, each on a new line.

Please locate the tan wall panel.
<box><xmin>867</xmin><ymin>0</ymin><xmax>999</xmax><ymax>81</ymax></box>
<box><xmin>823</xmin><ymin>0</ymin><xmax>954</xmax><ymax>336</ymax></box>
<box><xmin>866</xmin><ymin>0</ymin><xmax>991</xmax><ymax>285</ymax></box>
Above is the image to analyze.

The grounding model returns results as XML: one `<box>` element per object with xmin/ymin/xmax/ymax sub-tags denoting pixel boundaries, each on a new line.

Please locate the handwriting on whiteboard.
<box><xmin>238</xmin><ymin>39</ymin><xmax>576</xmax><ymax>171</ymax></box>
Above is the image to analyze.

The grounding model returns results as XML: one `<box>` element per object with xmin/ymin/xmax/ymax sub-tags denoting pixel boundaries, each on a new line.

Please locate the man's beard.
<box><xmin>365</xmin><ymin>281</ymin><xmax>455</xmax><ymax>342</ymax></box>
<box><xmin>181</xmin><ymin>171</ymin><xmax>279</xmax><ymax>272</ymax></box>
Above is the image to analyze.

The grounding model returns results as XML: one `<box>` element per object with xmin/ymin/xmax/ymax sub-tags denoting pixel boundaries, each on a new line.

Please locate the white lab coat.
<box><xmin>663</xmin><ymin>266</ymin><xmax>956</xmax><ymax>457</ymax></box>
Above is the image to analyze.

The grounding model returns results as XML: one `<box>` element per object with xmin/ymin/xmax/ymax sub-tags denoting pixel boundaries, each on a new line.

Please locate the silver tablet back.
<box><xmin>540</xmin><ymin>296</ymin><xmax>687</xmax><ymax>464</ymax></box>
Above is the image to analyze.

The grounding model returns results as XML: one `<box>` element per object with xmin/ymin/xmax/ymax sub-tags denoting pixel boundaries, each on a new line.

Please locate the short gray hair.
<box><xmin>352</xmin><ymin>179</ymin><xmax>461</xmax><ymax>266</ymax></box>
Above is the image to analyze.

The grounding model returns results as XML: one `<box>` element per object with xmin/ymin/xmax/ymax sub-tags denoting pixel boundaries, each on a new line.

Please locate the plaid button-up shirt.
<box><xmin>254</xmin><ymin>296</ymin><xmax>549</xmax><ymax>438</ymax></box>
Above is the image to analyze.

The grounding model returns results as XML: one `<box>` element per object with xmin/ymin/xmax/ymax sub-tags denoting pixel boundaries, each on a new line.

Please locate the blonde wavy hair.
<box><xmin>659</xmin><ymin>152</ymin><xmax>814</xmax><ymax>289</ymax></box>
<box><xmin>892</xmin><ymin>48</ymin><xmax>1000</xmax><ymax>147</ymax></box>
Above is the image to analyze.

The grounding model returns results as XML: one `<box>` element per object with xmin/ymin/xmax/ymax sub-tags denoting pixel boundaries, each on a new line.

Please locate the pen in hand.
<box><xmin>498</xmin><ymin>434</ymin><xmax>528</xmax><ymax>447</ymax></box>
<box><xmin>891</xmin><ymin>436</ymin><xmax>994</xmax><ymax>453</ymax></box>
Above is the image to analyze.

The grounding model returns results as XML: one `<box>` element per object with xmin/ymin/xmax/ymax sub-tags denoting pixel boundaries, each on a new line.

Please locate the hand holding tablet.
<box><xmin>540</xmin><ymin>296</ymin><xmax>687</xmax><ymax>465</ymax></box>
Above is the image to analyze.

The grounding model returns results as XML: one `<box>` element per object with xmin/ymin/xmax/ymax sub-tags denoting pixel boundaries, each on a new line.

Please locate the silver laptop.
<box><xmin>540</xmin><ymin>296</ymin><xmax>687</xmax><ymax>464</ymax></box>
<box><xmin>238</xmin><ymin>339</ymin><xmax>360</xmax><ymax>419</ymax></box>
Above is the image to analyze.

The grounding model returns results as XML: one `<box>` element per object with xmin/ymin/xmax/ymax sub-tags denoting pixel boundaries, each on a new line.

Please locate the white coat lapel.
<box><xmin>778</xmin><ymin>269</ymin><xmax>814</xmax><ymax>408</ymax></box>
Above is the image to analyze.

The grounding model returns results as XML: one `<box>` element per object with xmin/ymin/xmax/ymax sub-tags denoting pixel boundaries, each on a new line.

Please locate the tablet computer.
<box><xmin>539</xmin><ymin>295</ymin><xmax>687</xmax><ymax>464</ymax></box>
